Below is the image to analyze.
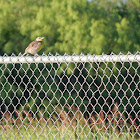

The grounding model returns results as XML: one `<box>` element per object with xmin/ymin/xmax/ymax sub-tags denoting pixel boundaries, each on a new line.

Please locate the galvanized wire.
<box><xmin>0</xmin><ymin>52</ymin><xmax>139</xmax><ymax>140</ymax></box>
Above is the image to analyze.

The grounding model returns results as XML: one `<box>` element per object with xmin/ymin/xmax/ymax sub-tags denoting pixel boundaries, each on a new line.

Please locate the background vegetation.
<box><xmin>0</xmin><ymin>0</ymin><xmax>140</xmax><ymax>138</ymax></box>
<box><xmin>0</xmin><ymin>0</ymin><xmax>140</xmax><ymax>55</ymax></box>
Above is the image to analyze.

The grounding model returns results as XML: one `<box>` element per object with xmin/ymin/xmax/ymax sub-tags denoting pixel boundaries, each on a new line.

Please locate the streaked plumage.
<box><xmin>23</xmin><ymin>37</ymin><xmax>45</xmax><ymax>56</ymax></box>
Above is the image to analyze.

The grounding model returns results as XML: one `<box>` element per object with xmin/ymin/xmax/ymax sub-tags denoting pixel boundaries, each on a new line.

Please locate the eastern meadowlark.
<box><xmin>23</xmin><ymin>37</ymin><xmax>45</xmax><ymax>56</ymax></box>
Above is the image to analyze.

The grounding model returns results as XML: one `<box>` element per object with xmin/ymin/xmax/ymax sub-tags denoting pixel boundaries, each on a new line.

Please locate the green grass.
<box><xmin>0</xmin><ymin>119</ymin><xmax>138</xmax><ymax>140</ymax></box>
<box><xmin>0</xmin><ymin>125</ymin><xmax>136</xmax><ymax>140</ymax></box>
<box><xmin>0</xmin><ymin>108</ymin><xmax>139</xmax><ymax>140</ymax></box>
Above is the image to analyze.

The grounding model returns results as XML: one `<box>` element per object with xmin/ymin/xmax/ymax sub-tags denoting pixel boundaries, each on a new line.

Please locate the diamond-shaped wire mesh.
<box><xmin>0</xmin><ymin>53</ymin><xmax>139</xmax><ymax>139</ymax></box>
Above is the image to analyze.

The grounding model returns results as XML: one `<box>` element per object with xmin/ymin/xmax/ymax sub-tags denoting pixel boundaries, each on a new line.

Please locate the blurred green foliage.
<box><xmin>0</xmin><ymin>0</ymin><xmax>140</xmax><ymax>55</ymax></box>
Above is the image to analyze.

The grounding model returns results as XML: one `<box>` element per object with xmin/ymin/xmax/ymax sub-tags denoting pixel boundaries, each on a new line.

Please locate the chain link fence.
<box><xmin>0</xmin><ymin>53</ymin><xmax>140</xmax><ymax>139</ymax></box>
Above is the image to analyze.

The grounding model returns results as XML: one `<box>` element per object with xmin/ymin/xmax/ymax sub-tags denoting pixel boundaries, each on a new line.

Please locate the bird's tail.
<box><xmin>23</xmin><ymin>52</ymin><xmax>26</xmax><ymax>56</ymax></box>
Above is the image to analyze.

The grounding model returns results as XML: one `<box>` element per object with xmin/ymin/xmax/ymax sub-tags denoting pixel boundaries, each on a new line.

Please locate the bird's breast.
<box><xmin>37</xmin><ymin>42</ymin><xmax>44</xmax><ymax>53</ymax></box>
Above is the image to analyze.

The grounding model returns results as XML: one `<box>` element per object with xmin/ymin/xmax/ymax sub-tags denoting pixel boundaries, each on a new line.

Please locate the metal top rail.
<box><xmin>0</xmin><ymin>54</ymin><xmax>140</xmax><ymax>64</ymax></box>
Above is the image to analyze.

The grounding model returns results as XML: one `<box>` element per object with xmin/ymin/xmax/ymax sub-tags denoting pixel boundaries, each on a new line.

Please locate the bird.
<box><xmin>23</xmin><ymin>37</ymin><xmax>45</xmax><ymax>56</ymax></box>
